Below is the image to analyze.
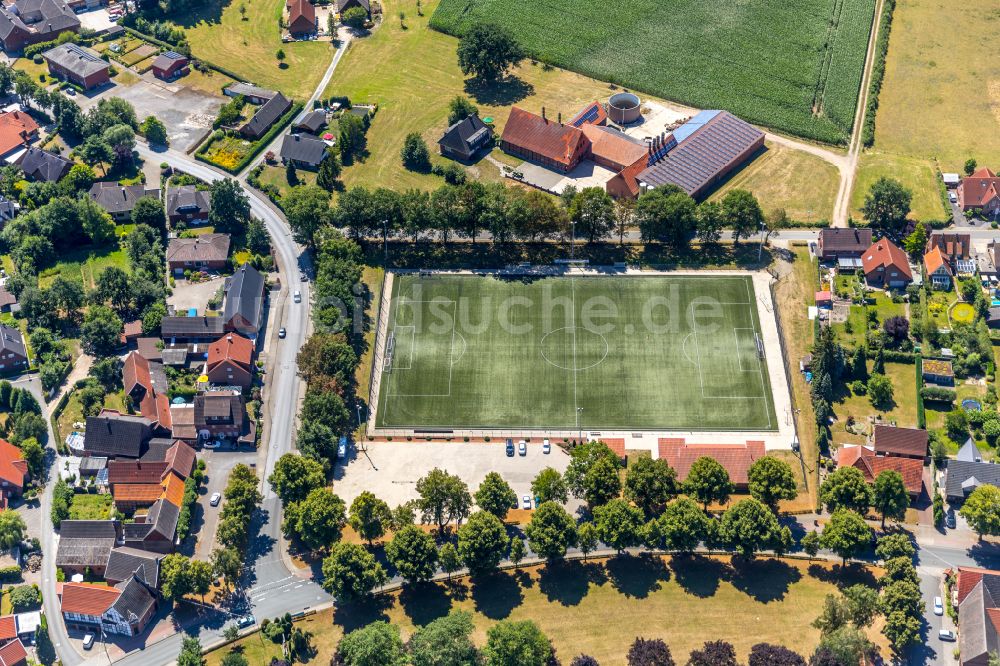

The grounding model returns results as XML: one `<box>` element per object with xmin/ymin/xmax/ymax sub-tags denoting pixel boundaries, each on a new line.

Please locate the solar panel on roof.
<box><xmin>571</xmin><ymin>105</ymin><xmax>600</xmax><ymax>127</ymax></box>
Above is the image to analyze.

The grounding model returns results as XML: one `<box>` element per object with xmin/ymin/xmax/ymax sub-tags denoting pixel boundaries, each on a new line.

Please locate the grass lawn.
<box><xmin>177</xmin><ymin>67</ymin><xmax>237</xmax><ymax>97</ymax></box>
<box><xmin>258</xmin><ymin>164</ymin><xmax>316</xmax><ymax>199</ymax></box>
<box><xmin>833</xmin><ymin>361</ymin><xmax>920</xmax><ymax>444</ymax></box>
<box><xmin>851</xmin><ymin>152</ymin><xmax>946</xmax><ymax>224</ymax></box>
<box><xmin>206</xmin><ymin>556</ymin><xmax>886</xmax><ymax>666</ymax></box>
<box><xmin>0</xmin><ymin>591</ymin><xmax>10</xmax><ymax>616</ymax></box>
<box><xmin>11</xmin><ymin>57</ymin><xmax>50</xmax><ymax>82</ymax></box>
<box><xmin>37</xmin><ymin>245</ymin><xmax>129</xmax><ymax>290</ymax></box>
<box><xmin>355</xmin><ymin>265</ymin><xmax>384</xmax><ymax>437</ymax></box>
<box><xmin>56</xmin><ymin>390</ymin><xmax>127</xmax><ymax>443</ymax></box>
<box><xmin>112</xmin><ymin>68</ymin><xmax>140</xmax><ymax>87</ymax></box>
<box><xmin>68</xmin><ymin>493</ymin><xmax>113</xmax><ymax>520</ymax></box>
<box><xmin>178</xmin><ymin>0</ymin><xmax>333</xmax><ymax>99</ymax></box>
<box><xmin>831</xmin><ymin>290</ymin><xmax>906</xmax><ymax>350</ymax></box>
<box><xmin>926</xmin><ymin>381</ymin><xmax>987</xmax><ymax>431</ymax></box>
<box><xmin>872</xmin><ymin>0</ymin><xmax>1000</xmax><ymax>172</ymax></box>
<box><xmin>926</xmin><ymin>289</ymin><xmax>954</xmax><ymax>330</ymax></box>
<box><xmin>708</xmin><ymin>142</ymin><xmax>839</xmax><ymax>223</ymax></box>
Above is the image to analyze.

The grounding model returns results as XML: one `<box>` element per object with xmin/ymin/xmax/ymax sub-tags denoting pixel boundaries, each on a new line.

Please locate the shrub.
<box><xmin>920</xmin><ymin>386</ymin><xmax>955</xmax><ymax>403</ymax></box>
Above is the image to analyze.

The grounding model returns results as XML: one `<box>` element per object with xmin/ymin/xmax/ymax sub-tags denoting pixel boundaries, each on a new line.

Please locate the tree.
<box><xmin>570</xmin><ymin>657</ymin><xmax>600</xmax><ymax>666</ymax></box>
<box><xmin>720</xmin><ymin>498</ymin><xmax>784</xmax><ymax>558</ymax></box>
<box><xmin>577</xmin><ymin>521</ymin><xmax>598</xmax><ymax>560</ymax></box>
<box><xmin>275</xmin><ymin>48</ymin><xmax>285</xmax><ymax>62</ymax></box>
<box><xmin>296</xmin><ymin>420</ymin><xmax>338</xmax><ymax>468</ymax></box>
<box><xmin>524</xmin><ymin>501</ymin><xmax>577</xmax><ymax>561</ymax></box>
<box><xmin>447</xmin><ymin>96</ymin><xmax>479</xmax><ymax>126</ymax></box>
<box><xmin>946</xmin><ymin>408</ymin><xmax>970</xmax><ymax>442</ymax></box>
<box><xmin>627</xmin><ymin>637</ymin><xmax>675</xmax><ymax>666</ymax></box>
<box><xmin>582</xmin><ymin>456</ymin><xmax>622</xmax><ymax>507</ymax></box>
<box><xmin>635</xmin><ymin>184</ymin><xmax>697</xmax><ymax>250</ymax></box>
<box><xmin>140</xmin><ymin>116</ymin><xmax>168</xmax><ymax>146</ymax></box>
<box><xmin>688</xmin><ymin>641</ymin><xmax>738</xmax><ymax>666</ymax></box>
<box><xmin>268</xmin><ymin>454</ymin><xmax>325</xmax><ymax>505</ymax></box>
<box><xmin>211</xmin><ymin>547</ymin><xmax>241</xmax><ymax>590</ymax></box>
<box><xmin>965</xmin><ymin>158</ymin><xmax>978</xmax><ymax>176</ymax></box>
<box><xmin>867</xmin><ymin>373</ymin><xmax>893</xmax><ymax>409</ymax></box>
<box><xmin>882</xmin><ymin>556</ymin><xmax>919</xmax><ymax>586</ymax></box>
<box><xmin>593</xmin><ymin>498</ymin><xmax>644</xmax><ymax>553</ymax></box>
<box><xmin>509</xmin><ymin>536</ymin><xmax>525</xmax><ymax>566</ymax></box>
<box><xmin>401</xmin><ymin>132</ymin><xmax>431</xmax><ymax>172</ymax></box>
<box><xmin>132</xmin><ymin>196</ymin><xmax>165</xmax><ymax>229</ymax></box>
<box><xmin>531</xmin><ymin>467</ymin><xmax>568</xmax><ymax>504</ymax></box>
<box><xmin>960</xmin><ymin>484</ymin><xmax>1000</xmax><ymax>540</ymax></box>
<box><xmin>321</xmin><ymin>542</ymin><xmax>387</xmax><ymax>600</ymax></box>
<box><xmin>336</xmin><ymin>622</ymin><xmax>406</xmax><ymax>666</ymax></box>
<box><xmin>814</xmin><ymin>626</ymin><xmax>873</xmax><ymax>666</ymax></box>
<box><xmin>872</xmin><ymin>470</ymin><xmax>909</xmax><ymax>528</ymax></box>
<box><xmin>62</xmin><ymin>163</ymin><xmax>95</xmax><ymax>193</ymax></box>
<box><xmin>820</xmin><ymin>509</ymin><xmax>873</xmax><ymax>566</ymax></box>
<box><xmin>438</xmin><ymin>542</ymin><xmax>461</xmax><ymax>580</ymax></box>
<box><xmin>300</xmin><ymin>390</ymin><xmax>351</xmax><ymax>436</ymax></box>
<box><xmin>457</xmin><ymin>510</ymin><xmax>508</xmax><ymax>574</ymax></box>
<box><xmin>220</xmin><ymin>651</ymin><xmax>247</xmax><ymax>666</ymax></box>
<box><xmin>386</xmin><ymin>525</ymin><xmax>438</xmax><ymax>583</ymax></box>
<box><xmin>475</xmin><ymin>472</ymin><xmax>517</xmax><ymax>520</ymax></box>
<box><xmin>177</xmin><ymin>636</ymin><xmax>204</xmax><ymax>666</ymax></box>
<box><xmin>819</xmin><ymin>466</ymin><xmax>873</xmax><ymax>514</ymax></box>
<box><xmin>19</xmin><ymin>437</ymin><xmax>43</xmax><ymax>479</ymax></box>
<box><xmin>0</xmin><ymin>510</ymin><xmax>25</xmax><ymax>549</ymax></box>
<box><xmin>188</xmin><ymin>559</ymin><xmax>214</xmax><ymax>603</ymax></box>
<box><xmin>283</xmin><ymin>184</ymin><xmax>332</xmax><ymax>247</ymax></box>
<box><xmin>747</xmin><ymin>455</ymin><xmax>798</xmax><ymax>513</ymax></box>
<box><xmin>7</xmin><ymin>585</ymin><xmax>37</xmax><ymax>612</ymax></box>
<box><xmin>416</xmin><ymin>468</ymin><xmax>473</xmax><ymax>532</ymax></box>
<box><xmin>720</xmin><ymin>189</ymin><xmax>764</xmax><ymax>245</ymax></box>
<box><xmin>882</xmin><ymin>315</ymin><xmax>909</xmax><ymax>343</ymax></box>
<box><xmin>316</xmin><ymin>150</ymin><xmax>341</xmax><ymax>191</ymax></box>
<box><xmin>569</xmin><ymin>187</ymin><xmax>615</xmax><ymax>242</ymax></box>
<box><xmin>81</xmin><ymin>305</ymin><xmax>122</xmax><ymax>356</ymax></box>
<box><xmin>341</xmin><ymin>5</ymin><xmax>367</xmax><ymax>28</ymax></box>
<box><xmin>883</xmin><ymin>609</ymin><xmax>921</xmax><ymax>653</ymax></box>
<box><xmin>338</xmin><ymin>113</ymin><xmax>367</xmax><ymax>163</ymax></box>
<box><xmin>565</xmin><ymin>441</ymin><xmax>621</xmax><ymax>498</ymax></box>
<box><xmin>296</xmin><ymin>332</ymin><xmax>358</xmax><ymax>387</ymax></box>
<box><xmin>763</xmin><ymin>207</ymin><xmax>790</xmax><ymax>246</ymax></box>
<box><xmin>348</xmin><ymin>492</ymin><xmax>392</xmax><ymax>545</ymax></box>
<box><xmin>160</xmin><ymin>553</ymin><xmax>192</xmax><ymax>601</ymax></box>
<box><xmin>483</xmin><ymin>619</ymin><xmax>551</xmax><ymax>666</ymax></box>
<box><xmin>103</xmin><ymin>124</ymin><xmax>136</xmax><ymax>166</ymax></box>
<box><xmin>685</xmin><ymin>456</ymin><xmax>733</xmax><ymax>510</ymax></box>
<box><xmin>410</xmin><ymin>611</ymin><xmax>479</xmax><ymax>666</ymax></box>
<box><xmin>624</xmin><ymin>456</ymin><xmax>677</xmax><ymax>517</ymax></box>
<box><xmin>456</xmin><ymin>23</ymin><xmax>524</xmax><ymax>81</ymax></box>
<box><xmin>903</xmin><ymin>222</ymin><xmax>928</xmax><ymax>259</ymax></box>
<box><xmin>801</xmin><ymin>530</ymin><xmax>821</xmax><ymax>560</ymax></box>
<box><xmin>283</xmin><ymin>487</ymin><xmax>347</xmax><ymax>551</ymax></box>
<box><xmin>862</xmin><ymin>177</ymin><xmax>911</xmax><ymax>233</ymax></box>
<box><xmin>875</xmin><ymin>533</ymin><xmax>915</xmax><ymax>561</ymax></box>
<box><xmin>748</xmin><ymin>644</ymin><xmax>804</xmax><ymax>666</ymax></box>
<box><xmin>645</xmin><ymin>496</ymin><xmax>711</xmax><ymax>553</ymax></box>
<box><xmin>842</xmin><ymin>583</ymin><xmax>881</xmax><ymax>628</ymax></box>
<box><xmin>209</xmin><ymin>178</ymin><xmax>251</xmax><ymax>234</ymax></box>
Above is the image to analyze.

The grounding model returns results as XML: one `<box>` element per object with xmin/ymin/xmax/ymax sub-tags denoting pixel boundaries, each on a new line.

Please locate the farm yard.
<box><xmin>430</xmin><ymin>0</ymin><xmax>877</xmax><ymax>144</ymax></box>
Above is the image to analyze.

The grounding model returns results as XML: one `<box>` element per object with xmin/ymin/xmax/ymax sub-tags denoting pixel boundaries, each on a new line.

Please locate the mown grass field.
<box><xmin>709</xmin><ymin>142</ymin><xmax>840</xmax><ymax>224</ymax></box>
<box><xmin>177</xmin><ymin>0</ymin><xmax>333</xmax><ymax>99</ymax></box>
<box><xmin>206</xmin><ymin>556</ymin><xmax>886</xmax><ymax>666</ymax></box>
<box><xmin>37</xmin><ymin>246</ymin><xmax>129</xmax><ymax>290</ymax></box>
<box><xmin>871</xmin><ymin>0</ymin><xmax>1000</xmax><ymax>172</ymax></box>
<box><xmin>430</xmin><ymin>0</ymin><xmax>877</xmax><ymax>144</ymax></box>
<box><xmin>851</xmin><ymin>152</ymin><xmax>947</xmax><ymax>223</ymax></box>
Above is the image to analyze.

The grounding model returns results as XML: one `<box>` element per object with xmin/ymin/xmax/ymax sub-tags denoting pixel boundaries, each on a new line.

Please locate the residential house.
<box><xmin>104</xmin><ymin>547</ymin><xmax>162</xmax><ymax>589</ymax></box>
<box><xmin>957</xmin><ymin>168</ymin><xmax>1000</xmax><ymax>215</ymax></box>
<box><xmin>60</xmin><ymin>576</ymin><xmax>156</xmax><ymax>637</ymax></box>
<box><xmin>0</xmin><ymin>439</ymin><xmax>28</xmax><ymax>508</ymax></box>
<box><xmin>925</xmin><ymin>246</ymin><xmax>953</xmax><ymax>289</ymax></box>
<box><xmin>0</xmin><ymin>324</ymin><xmax>27</xmax><ymax>373</ymax></box>
<box><xmin>952</xmin><ymin>566</ymin><xmax>1000</xmax><ymax>665</ymax></box>
<box><xmin>166</xmin><ymin>185</ymin><xmax>211</xmax><ymax>225</ymax></box>
<box><xmin>121</xmin><ymin>498</ymin><xmax>178</xmax><ymax>553</ymax></box>
<box><xmin>977</xmin><ymin>241</ymin><xmax>1000</xmax><ymax>279</ymax></box>
<box><xmin>239</xmin><ymin>92</ymin><xmax>292</xmax><ymax>140</ymax></box>
<box><xmin>872</xmin><ymin>424</ymin><xmax>928</xmax><ymax>460</ymax></box>
<box><xmin>193</xmin><ymin>391</ymin><xmax>250</xmax><ymax>442</ymax></box>
<box><xmin>279</xmin><ymin>133</ymin><xmax>328</xmax><ymax>170</ymax></box>
<box><xmin>286</xmin><ymin>0</ymin><xmax>316</xmax><ymax>36</ymax></box>
<box><xmin>0</xmin><ymin>197</ymin><xmax>17</xmax><ymax>228</ymax></box>
<box><xmin>922</xmin><ymin>358</ymin><xmax>955</xmax><ymax>386</ymax></box>
<box><xmin>293</xmin><ymin>110</ymin><xmax>326</xmax><ymax>135</ymax></box>
<box><xmin>121</xmin><ymin>320</ymin><xmax>143</xmax><ymax>347</ymax></box>
<box><xmin>88</xmin><ymin>182</ymin><xmax>158</xmax><ymax>222</ymax></box>
<box><xmin>0</xmin><ymin>637</ymin><xmax>26</xmax><ymax>666</ymax></box>
<box><xmin>82</xmin><ymin>413</ymin><xmax>152</xmax><ymax>458</ymax></box>
<box><xmin>656</xmin><ymin>438</ymin><xmax>766</xmax><ymax>491</ymax></box>
<box><xmin>150</xmin><ymin>51</ymin><xmax>188</xmax><ymax>80</ymax></box>
<box><xmin>55</xmin><ymin>520</ymin><xmax>121</xmax><ymax>576</ymax></box>
<box><xmin>500</xmin><ymin>106</ymin><xmax>589</xmax><ymax>173</ymax></box>
<box><xmin>836</xmin><ymin>445</ymin><xmax>923</xmax><ymax>498</ymax></box>
<box><xmin>166</xmin><ymin>233</ymin><xmax>231</xmax><ymax>274</ymax></box>
<box><xmin>927</xmin><ymin>232</ymin><xmax>973</xmax><ymax>265</ymax></box>
<box><xmin>223</xmin><ymin>83</ymin><xmax>277</xmax><ymax>105</ymax></box>
<box><xmin>817</xmin><ymin>228</ymin><xmax>873</xmax><ymax>263</ymax></box>
<box><xmin>206</xmin><ymin>333</ymin><xmax>254</xmax><ymax>388</ymax></box>
<box><xmin>861</xmin><ymin>238</ymin><xmax>912</xmax><ymax>289</ymax></box>
<box><xmin>160</xmin><ymin>440</ymin><xmax>196</xmax><ymax>479</ymax></box>
<box><xmin>438</xmin><ymin>114</ymin><xmax>491</xmax><ymax>162</ymax></box>
<box><xmin>223</xmin><ymin>263</ymin><xmax>266</xmax><ymax>337</ymax></box>
<box><xmin>0</xmin><ymin>111</ymin><xmax>38</xmax><ymax>162</ymax></box>
<box><xmin>335</xmin><ymin>0</ymin><xmax>369</xmax><ymax>16</ymax></box>
<box><xmin>0</xmin><ymin>0</ymin><xmax>79</xmax><ymax>52</ymax></box>
<box><xmin>42</xmin><ymin>43</ymin><xmax>110</xmax><ymax>90</ymax></box>
<box><xmin>15</xmin><ymin>147</ymin><xmax>72</xmax><ymax>182</ymax></box>
<box><xmin>160</xmin><ymin>315</ymin><xmax>225</xmax><ymax>344</ymax></box>
<box><xmin>945</xmin><ymin>439</ymin><xmax>1000</xmax><ymax>503</ymax></box>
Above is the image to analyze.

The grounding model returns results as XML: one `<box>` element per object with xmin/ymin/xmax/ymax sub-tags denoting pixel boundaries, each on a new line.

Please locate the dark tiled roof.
<box><xmin>139</xmin><ymin>438</ymin><xmax>175</xmax><ymax>462</ymax></box>
<box><xmin>83</xmin><ymin>414</ymin><xmax>151</xmax><ymax>458</ymax></box>
<box><xmin>224</xmin><ymin>83</ymin><xmax>277</xmax><ymax>101</ymax></box>
<box><xmin>104</xmin><ymin>547</ymin><xmax>162</xmax><ymax>587</ymax></box>
<box><xmin>0</xmin><ymin>324</ymin><xmax>26</xmax><ymax>360</ymax></box>
<box><xmin>43</xmin><ymin>43</ymin><xmax>108</xmax><ymax>79</ymax></box>
<box><xmin>280</xmin><ymin>133</ymin><xmax>328</xmax><ymax>167</ymax></box>
<box><xmin>819</xmin><ymin>228</ymin><xmax>872</xmax><ymax>253</ymax></box>
<box><xmin>294</xmin><ymin>110</ymin><xmax>326</xmax><ymax>134</ymax></box>
<box><xmin>945</xmin><ymin>460</ymin><xmax>1000</xmax><ymax>500</ymax></box>
<box><xmin>160</xmin><ymin>316</ymin><xmax>225</xmax><ymax>339</ymax></box>
<box><xmin>88</xmin><ymin>182</ymin><xmax>156</xmax><ymax>216</ymax></box>
<box><xmin>241</xmin><ymin>93</ymin><xmax>291</xmax><ymax>138</ymax></box>
<box><xmin>16</xmin><ymin>147</ymin><xmax>72</xmax><ymax>182</ymax></box>
<box><xmin>163</xmin><ymin>440</ymin><xmax>196</xmax><ymax>479</ymax></box>
<box><xmin>195</xmin><ymin>392</ymin><xmax>245</xmax><ymax>425</ymax></box>
<box><xmin>122</xmin><ymin>498</ymin><xmax>179</xmax><ymax>545</ymax></box>
<box><xmin>872</xmin><ymin>425</ymin><xmax>928</xmax><ymax>457</ymax></box>
<box><xmin>438</xmin><ymin>114</ymin><xmax>491</xmax><ymax>160</ymax></box>
<box><xmin>56</xmin><ymin>520</ymin><xmax>120</xmax><ymax>567</ymax></box>
<box><xmin>223</xmin><ymin>263</ymin><xmax>265</xmax><ymax>332</ymax></box>
<box><xmin>166</xmin><ymin>185</ymin><xmax>210</xmax><ymax>217</ymax></box>
<box><xmin>335</xmin><ymin>0</ymin><xmax>369</xmax><ymax>12</ymax></box>
<box><xmin>110</xmin><ymin>575</ymin><xmax>156</xmax><ymax>622</ymax></box>
<box><xmin>166</xmin><ymin>233</ymin><xmax>230</xmax><ymax>265</ymax></box>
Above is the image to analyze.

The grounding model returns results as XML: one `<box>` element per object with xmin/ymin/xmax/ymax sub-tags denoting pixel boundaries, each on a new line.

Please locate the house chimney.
<box><xmin>558</xmin><ymin>112</ymin><xmax>562</xmax><ymax>125</ymax></box>
<box><xmin>541</xmin><ymin>107</ymin><xmax>546</xmax><ymax>121</ymax></box>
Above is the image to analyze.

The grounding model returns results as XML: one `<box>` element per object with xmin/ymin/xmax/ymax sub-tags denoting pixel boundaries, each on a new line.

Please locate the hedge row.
<box><xmin>861</xmin><ymin>0</ymin><xmax>896</xmax><ymax>147</ymax></box>
<box><xmin>866</xmin><ymin>348</ymin><xmax>916</xmax><ymax>364</ymax></box>
<box><xmin>196</xmin><ymin>102</ymin><xmax>303</xmax><ymax>175</ymax></box>
<box><xmin>915</xmin><ymin>353</ymin><xmax>926</xmax><ymax>428</ymax></box>
<box><xmin>921</xmin><ymin>385</ymin><xmax>956</xmax><ymax>404</ymax></box>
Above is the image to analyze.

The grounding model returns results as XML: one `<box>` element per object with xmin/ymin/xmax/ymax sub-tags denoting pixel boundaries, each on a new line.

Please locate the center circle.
<box><xmin>539</xmin><ymin>326</ymin><xmax>610</xmax><ymax>372</ymax></box>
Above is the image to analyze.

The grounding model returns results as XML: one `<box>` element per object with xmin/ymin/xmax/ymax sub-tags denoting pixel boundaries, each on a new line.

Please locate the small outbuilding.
<box><xmin>151</xmin><ymin>51</ymin><xmax>189</xmax><ymax>80</ymax></box>
<box><xmin>293</xmin><ymin>110</ymin><xmax>327</xmax><ymax>135</ymax></box>
<box><xmin>815</xmin><ymin>291</ymin><xmax>832</xmax><ymax>308</ymax></box>
<box><xmin>921</xmin><ymin>358</ymin><xmax>954</xmax><ymax>386</ymax></box>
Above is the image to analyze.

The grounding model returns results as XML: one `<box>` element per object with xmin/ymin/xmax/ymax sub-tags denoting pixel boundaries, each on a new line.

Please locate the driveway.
<box><xmin>167</xmin><ymin>276</ymin><xmax>225</xmax><ymax>315</ymax></box>
<box><xmin>192</xmin><ymin>449</ymin><xmax>258</xmax><ymax>560</ymax></box>
<box><xmin>334</xmin><ymin>441</ymin><xmax>575</xmax><ymax>511</ymax></box>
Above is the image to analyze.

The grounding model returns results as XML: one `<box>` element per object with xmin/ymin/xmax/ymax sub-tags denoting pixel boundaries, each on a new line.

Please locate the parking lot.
<box><xmin>334</xmin><ymin>441</ymin><xmax>576</xmax><ymax>511</ymax></box>
<box><xmin>193</xmin><ymin>448</ymin><xmax>258</xmax><ymax>559</ymax></box>
<box><xmin>167</xmin><ymin>275</ymin><xmax>225</xmax><ymax>315</ymax></box>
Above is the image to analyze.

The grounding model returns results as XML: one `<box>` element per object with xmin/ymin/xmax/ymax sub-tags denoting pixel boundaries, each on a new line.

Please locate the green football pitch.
<box><xmin>374</xmin><ymin>274</ymin><xmax>778</xmax><ymax>431</ymax></box>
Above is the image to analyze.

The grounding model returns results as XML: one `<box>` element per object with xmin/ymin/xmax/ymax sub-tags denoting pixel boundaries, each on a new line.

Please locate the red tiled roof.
<box><xmin>607</xmin><ymin>155</ymin><xmax>648</xmax><ymax>197</ymax></box>
<box><xmin>864</xmin><ymin>454</ymin><xmax>923</xmax><ymax>495</ymax></box>
<box><xmin>862</xmin><ymin>238</ymin><xmax>912</xmax><ymax>281</ymax></box>
<box><xmin>873</xmin><ymin>425</ymin><xmax>928</xmax><ymax>458</ymax></box>
<box><xmin>123</xmin><ymin>320</ymin><xmax>143</xmax><ymax>339</ymax></box>
<box><xmin>161</xmin><ymin>472</ymin><xmax>185</xmax><ymax>507</ymax></box>
<box><xmin>568</xmin><ymin>101</ymin><xmax>607</xmax><ymax>127</ymax></box>
<box><xmin>580</xmin><ymin>123</ymin><xmax>648</xmax><ymax>171</ymax></box>
<box><xmin>958</xmin><ymin>168</ymin><xmax>1000</xmax><ymax>209</ymax></box>
<box><xmin>0</xmin><ymin>112</ymin><xmax>36</xmax><ymax>158</ymax></box>
<box><xmin>926</xmin><ymin>233</ymin><xmax>971</xmax><ymax>260</ymax></box>
<box><xmin>123</xmin><ymin>351</ymin><xmax>152</xmax><ymax>396</ymax></box>
<box><xmin>164</xmin><ymin>440</ymin><xmax>196</xmax><ymax>479</ymax></box>
<box><xmin>0</xmin><ymin>638</ymin><xmax>26</xmax><ymax>666</ymax></box>
<box><xmin>657</xmin><ymin>438</ymin><xmax>766</xmax><ymax>486</ymax></box>
<box><xmin>815</xmin><ymin>291</ymin><xmax>832</xmax><ymax>301</ymax></box>
<box><xmin>113</xmin><ymin>484</ymin><xmax>164</xmax><ymax>503</ymax></box>
<box><xmin>501</xmin><ymin>106</ymin><xmax>586</xmax><ymax>170</ymax></box>
<box><xmin>287</xmin><ymin>0</ymin><xmax>315</xmax><ymax>26</ymax></box>
<box><xmin>207</xmin><ymin>333</ymin><xmax>253</xmax><ymax>372</ymax></box>
<box><xmin>0</xmin><ymin>616</ymin><xmax>15</xmax><ymax>642</ymax></box>
<box><xmin>108</xmin><ymin>460</ymin><xmax>168</xmax><ymax>485</ymax></box>
<box><xmin>924</xmin><ymin>246</ymin><xmax>951</xmax><ymax>276</ymax></box>
<box><xmin>602</xmin><ymin>439</ymin><xmax>625</xmax><ymax>458</ymax></box>
<box><xmin>60</xmin><ymin>583</ymin><xmax>120</xmax><ymax>616</ymax></box>
<box><xmin>956</xmin><ymin>567</ymin><xmax>999</xmax><ymax>605</ymax></box>
<box><xmin>0</xmin><ymin>439</ymin><xmax>26</xmax><ymax>492</ymax></box>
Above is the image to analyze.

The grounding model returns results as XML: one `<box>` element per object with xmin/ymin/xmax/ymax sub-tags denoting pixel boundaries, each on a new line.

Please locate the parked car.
<box><xmin>938</xmin><ymin>629</ymin><xmax>956</xmax><ymax>641</ymax></box>
<box><xmin>278</xmin><ymin>327</ymin><xmax>286</xmax><ymax>339</ymax></box>
<box><xmin>82</xmin><ymin>634</ymin><xmax>95</xmax><ymax>650</ymax></box>
<box><xmin>933</xmin><ymin>597</ymin><xmax>944</xmax><ymax>616</ymax></box>
<box><xmin>237</xmin><ymin>615</ymin><xmax>255</xmax><ymax>629</ymax></box>
<box><xmin>946</xmin><ymin>511</ymin><xmax>957</xmax><ymax>529</ymax></box>
<box><xmin>300</xmin><ymin>272</ymin><xmax>308</xmax><ymax>282</ymax></box>
<box><xmin>542</xmin><ymin>439</ymin><xmax>551</xmax><ymax>454</ymax></box>
<box><xmin>203</xmin><ymin>440</ymin><xmax>221</xmax><ymax>449</ymax></box>
<box><xmin>293</xmin><ymin>290</ymin><xmax>302</xmax><ymax>303</ymax></box>
<box><xmin>210</xmin><ymin>492</ymin><xmax>222</xmax><ymax>507</ymax></box>
<box><xmin>518</xmin><ymin>440</ymin><xmax>526</xmax><ymax>456</ymax></box>
<box><xmin>505</xmin><ymin>439</ymin><xmax>514</xmax><ymax>456</ymax></box>
<box><xmin>521</xmin><ymin>495</ymin><xmax>531</xmax><ymax>510</ymax></box>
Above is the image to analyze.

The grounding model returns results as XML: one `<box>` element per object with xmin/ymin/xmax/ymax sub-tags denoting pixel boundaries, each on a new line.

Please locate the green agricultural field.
<box><xmin>376</xmin><ymin>274</ymin><xmax>778</xmax><ymax>431</ymax></box>
<box><xmin>430</xmin><ymin>0</ymin><xmax>877</xmax><ymax>144</ymax></box>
